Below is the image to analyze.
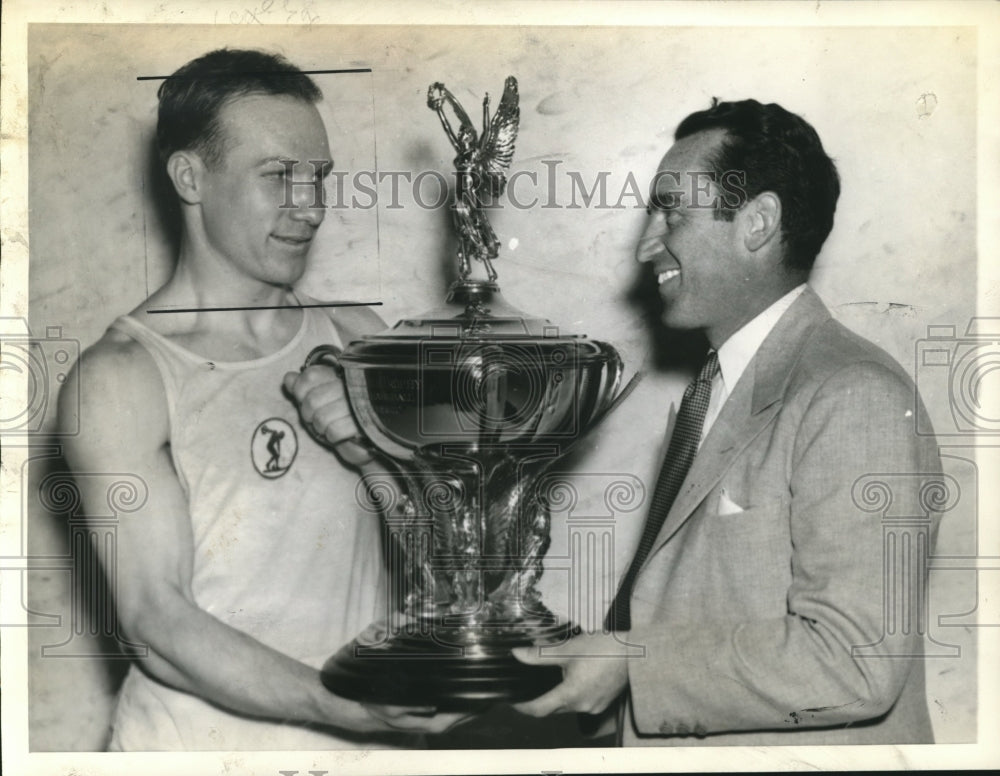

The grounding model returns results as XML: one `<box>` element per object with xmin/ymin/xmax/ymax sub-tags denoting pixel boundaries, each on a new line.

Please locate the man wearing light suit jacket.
<box><xmin>514</xmin><ymin>99</ymin><xmax>943</xmax><ymax>745</ymax></box>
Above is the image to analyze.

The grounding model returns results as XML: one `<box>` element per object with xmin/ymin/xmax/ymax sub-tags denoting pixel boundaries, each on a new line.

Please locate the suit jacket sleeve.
<box><xmin>627</xmin><ymin>360</ymin><xmax>941</xmax><ymax>734</ymax></box>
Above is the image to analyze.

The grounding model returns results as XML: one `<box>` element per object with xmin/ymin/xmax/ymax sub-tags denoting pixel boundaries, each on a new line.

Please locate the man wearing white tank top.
<box><xmin>58</xmin><ymin>49</ymin><xmax>460</xmax><ymax>750</ymax></box>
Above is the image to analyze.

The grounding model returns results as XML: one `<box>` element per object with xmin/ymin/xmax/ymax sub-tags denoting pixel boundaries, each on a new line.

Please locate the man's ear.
<box><xmin>743</xmin><ymin>191</ymin><xmax>781</xmax><ymax>253</ymax></box>
<box><xmin>165</xmin><ymin>151</ymin><xmax>206</xmax><ymax>205</ymax></box>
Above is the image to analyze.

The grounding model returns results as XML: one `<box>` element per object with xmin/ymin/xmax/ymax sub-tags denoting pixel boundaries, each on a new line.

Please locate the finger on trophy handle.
<box><xmin>303</xmin><ymin>343</ymin><xmax>344</xmax><ymax>375</ymax></box>
<box><xmin>331</xmin><ymin>435</ymin><xmax>379</xmax><ymax>468</ymax></box>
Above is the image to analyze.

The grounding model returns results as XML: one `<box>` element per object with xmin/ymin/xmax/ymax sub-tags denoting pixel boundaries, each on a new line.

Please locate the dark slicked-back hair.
<box><xmin>156</xmin><ymin>48</ymin><xmax>322</xmax><ymax>168</ymax></box>
<box><xmin>675</xmin><ymin>98</ymin><xmax>840</xmax><ymax>272</ymax></box>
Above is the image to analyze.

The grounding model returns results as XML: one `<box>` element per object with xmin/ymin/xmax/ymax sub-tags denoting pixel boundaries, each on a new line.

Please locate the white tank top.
<box><xmin>105</xmin><ymin>307</ymin><xmax>400</xmax><ymax>750</ymax></box>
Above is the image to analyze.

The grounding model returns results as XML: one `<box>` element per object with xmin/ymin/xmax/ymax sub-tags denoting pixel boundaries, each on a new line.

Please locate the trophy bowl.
<box><xmin>308</xmin><ymin>280</ymin><xmax>627</xmax><ymax>709</ymax></box>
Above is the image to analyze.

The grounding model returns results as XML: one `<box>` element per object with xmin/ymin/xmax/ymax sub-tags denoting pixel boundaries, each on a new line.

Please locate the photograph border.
<box><xmin>2</xmin><ymin>1</ymin><xmax>998</xmax><ymax>773</ymax></box>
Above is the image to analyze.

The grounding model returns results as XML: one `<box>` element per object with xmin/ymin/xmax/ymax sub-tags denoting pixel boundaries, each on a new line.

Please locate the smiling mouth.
<box><xmin>271</xmin><ymin>235</ymin><xmax>313</xmax><ymax>247</ymax></box>
<box><xmin>657</xmin><ymin>268</ymin><xmax>681</xmax><ymax>284</ymax></box>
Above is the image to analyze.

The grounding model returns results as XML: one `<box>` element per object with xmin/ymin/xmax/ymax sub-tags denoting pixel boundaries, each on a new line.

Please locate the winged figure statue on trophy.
<box><xmin>427</xmin><ymin>76</ymin><xmax>520</xmax><ymax>282</ymax></box>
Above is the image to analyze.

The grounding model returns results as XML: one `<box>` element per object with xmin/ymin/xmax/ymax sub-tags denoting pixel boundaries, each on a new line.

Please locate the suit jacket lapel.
<box><xmin>639</xmin><ymin>287</ymin><xmax>832</xmax><ymax>566</ymax></box>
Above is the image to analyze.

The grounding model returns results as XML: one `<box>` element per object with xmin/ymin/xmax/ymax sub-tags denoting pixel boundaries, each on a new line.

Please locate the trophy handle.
<box><xmin>547</xmin><ymin>360</ymin><xmax>643</xmax><ymax>466</ymax></box>
<box><xmin>303</xmin><ymin>343</ymin><xmax>344</xmax><ymax>374</ymax></box>
<box><xmin>301</xmin><ymin>342</ymin><xmax>386</xmax><ymax>465</ymax></box>
<box><xmin>302</xmin><ymin>343</ymin><xmax>435</xmax><ymax>617</ymax></box>
<box><xmin>594</xmin><ymin>340</ymin><xmax>624</xmax><ymax>413</ymax></box>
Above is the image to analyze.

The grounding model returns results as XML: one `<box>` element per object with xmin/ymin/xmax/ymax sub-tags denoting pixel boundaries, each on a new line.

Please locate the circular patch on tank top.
<box><xmin>251</xmin><ymin>418</ymin><xmax>299</xmax><ymax>478</ymax></box>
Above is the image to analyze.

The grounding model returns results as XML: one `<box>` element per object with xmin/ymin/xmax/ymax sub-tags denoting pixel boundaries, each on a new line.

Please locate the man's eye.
<box><xmin>650</xmin><ymin>192</ymin><xmax>680</xmax><ymax>210</ymax></box>
<box><xmin>646</xmin><ymin>203</ymin><xmax>680</xmax><ymax>222</ymax></box>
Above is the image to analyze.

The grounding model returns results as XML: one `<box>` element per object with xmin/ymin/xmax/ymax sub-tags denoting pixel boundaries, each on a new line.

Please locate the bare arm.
<box><xmin>58</xmin><ymin>336</ymin><xmax>386</xmax><ymax>733</ymax></box>
<box><xmin>481</xmin><ymin>94</ymin><xmax>491</xmax><ymax>146</ymax></box>
<box><xmin>428</xmin><ymin>83</ymin><xmax>461</xmax><ymax>152</ymax></box>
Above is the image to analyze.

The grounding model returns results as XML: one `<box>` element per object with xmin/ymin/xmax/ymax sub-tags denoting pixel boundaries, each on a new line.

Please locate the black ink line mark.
<box><xmin>137</xmin><ymin>69</ymin><xmax>372</xmax><ymax>82</ymax></box>
<box><xmin>146</xmin><ymin>302</ymin><xmax>382</xmax><ymax>315</ymax></box>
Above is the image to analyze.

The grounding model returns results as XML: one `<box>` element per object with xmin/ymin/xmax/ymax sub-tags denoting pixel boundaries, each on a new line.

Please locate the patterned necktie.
<box><xmin>606</xmin><ymin>350</ymin><xmax>720</xmax><ymax>632</ymax></box>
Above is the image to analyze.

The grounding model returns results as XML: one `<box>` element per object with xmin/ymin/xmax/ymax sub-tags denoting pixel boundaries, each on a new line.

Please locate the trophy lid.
<box><xmin>339</xmin><ymin>280</ymin><xmax>610</xmax><ymax>365</ymax></box>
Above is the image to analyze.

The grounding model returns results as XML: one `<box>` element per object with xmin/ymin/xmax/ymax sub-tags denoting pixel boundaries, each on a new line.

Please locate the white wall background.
<box><xmin>23</xmin><ymin>22</ymin><xmax>979</xmax><ymax>750</ymax></box>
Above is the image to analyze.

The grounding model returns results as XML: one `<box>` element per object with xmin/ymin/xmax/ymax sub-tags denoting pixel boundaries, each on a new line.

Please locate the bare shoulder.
<box><xmin>59</xmin><ymin>327</ymin><xmax>169</xmax><ymax>455</ymax></box>
<box><xmin>337</xmin><ymin>305</ymin><xmax>387</xmax><ymax>336</ymax></box>
<box><xmin>295</xmin><ymin>291</ymin><xmax>387</xmax><ymax>338</ymax></box>
<box><xmin>70</xmin><ymin>326</ymin><xmax>164</xmax><ymax>397</ymax></box>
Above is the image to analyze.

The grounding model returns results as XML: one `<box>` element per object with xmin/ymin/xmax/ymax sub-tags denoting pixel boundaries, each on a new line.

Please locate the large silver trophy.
<box><xmin>308</xmin><ymin>77</ymin><xmax>634</xmax><ymax>709</ymax></box>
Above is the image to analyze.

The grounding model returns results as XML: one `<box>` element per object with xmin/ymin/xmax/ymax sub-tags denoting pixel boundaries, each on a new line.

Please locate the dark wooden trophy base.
<box><xmin>321</xmin><ymin>616</ymin><xmax>577</xmax><ymax>710</ymax></box>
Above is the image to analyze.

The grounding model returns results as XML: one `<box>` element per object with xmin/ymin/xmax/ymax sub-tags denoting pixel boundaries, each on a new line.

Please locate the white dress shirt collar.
<box><xmin>715</xmin><ymin>283</ymin><xmax>808</xmax><ymax>397</ymax></box>
<box><xmin>700</xmin><ymin>283</ymin><xmax>807</xmax><ymax>442</ymax></box>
